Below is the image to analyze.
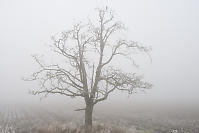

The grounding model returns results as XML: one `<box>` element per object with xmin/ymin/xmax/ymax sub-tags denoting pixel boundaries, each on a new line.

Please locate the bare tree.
<box><xmin>25</xmin><ymin>7</ymin><xmax>152</xmax><ymax>129</ymax></box>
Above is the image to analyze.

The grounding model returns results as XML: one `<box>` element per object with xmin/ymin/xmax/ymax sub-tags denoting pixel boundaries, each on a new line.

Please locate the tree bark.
<box><xmin>85</xmin><ymin>100</ymin><xmax>93</xmax><ymax>130</ymax></box>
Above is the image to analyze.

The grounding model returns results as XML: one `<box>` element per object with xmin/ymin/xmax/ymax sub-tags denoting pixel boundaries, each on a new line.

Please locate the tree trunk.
<box><xmin>85</xmin><ymin>100</ymin><xmax>93</xmax><ymax>130</ymax></box>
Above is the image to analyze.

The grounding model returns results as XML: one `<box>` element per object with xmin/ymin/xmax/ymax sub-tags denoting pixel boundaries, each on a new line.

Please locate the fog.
<box><xmin>0</xmin><ymin>0</ymin><xmax>199</xmax><ymax>112</ymax></box>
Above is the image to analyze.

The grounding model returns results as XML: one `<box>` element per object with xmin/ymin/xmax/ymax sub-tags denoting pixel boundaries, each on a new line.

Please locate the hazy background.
<box><xmin>0</xmin><ymin>0</ymin><xmax>199</xmax><ymax>111</ymax></box>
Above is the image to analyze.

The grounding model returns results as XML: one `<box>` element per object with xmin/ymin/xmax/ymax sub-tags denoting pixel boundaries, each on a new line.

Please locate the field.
<box><xmin>0</xmin><ymin>104</ymin><xmax>198</xmax><ymax>133</ymax></box>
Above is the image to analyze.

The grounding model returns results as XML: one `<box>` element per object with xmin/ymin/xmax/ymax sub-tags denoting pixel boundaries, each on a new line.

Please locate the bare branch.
<box><xmin>25</xmin><ymin>7</ymin><xmax>152</xmax><ymax>114</ymax></box>
<box><xmin>74</xmin><ymin>108</ymin><xmax>86</xmax><ymax>111</ymax></box>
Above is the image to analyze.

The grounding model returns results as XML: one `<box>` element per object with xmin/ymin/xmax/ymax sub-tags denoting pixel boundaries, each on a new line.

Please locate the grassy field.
<box><xmin>0</xmin><ymin>105</ymin><xmax>198</xmax><ymax>133</ymax></box>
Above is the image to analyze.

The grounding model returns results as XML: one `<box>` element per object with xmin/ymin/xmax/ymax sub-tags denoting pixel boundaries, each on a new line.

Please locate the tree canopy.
<box><xmin>26</xmin><ymin>7</ymin><xmax>152</xmax><ymax>128</ymax></box>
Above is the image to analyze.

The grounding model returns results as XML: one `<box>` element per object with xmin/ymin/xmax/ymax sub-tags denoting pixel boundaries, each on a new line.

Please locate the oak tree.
<box><xmin>26</xmin><ymin>7</ymin><xmax>152</xmax><ymax>129</ymax></box>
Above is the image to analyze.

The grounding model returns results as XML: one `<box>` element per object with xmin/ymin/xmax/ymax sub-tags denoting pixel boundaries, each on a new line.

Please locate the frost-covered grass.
<box><xmin>30</xmin><ymin>124</ymin><xmax>128</xmax><ymax>133</ymax></box>
<box><xmin>0</xmin><ymin>105</ymin><xmax>198</xmax><ymax>133</ymax></box>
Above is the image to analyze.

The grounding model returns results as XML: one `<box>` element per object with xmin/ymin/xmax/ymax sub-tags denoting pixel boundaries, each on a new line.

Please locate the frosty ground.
<box><xmin>0</xmin><ymin>104</ymin><xmax>198</xmax><ymax>133</ymax></box>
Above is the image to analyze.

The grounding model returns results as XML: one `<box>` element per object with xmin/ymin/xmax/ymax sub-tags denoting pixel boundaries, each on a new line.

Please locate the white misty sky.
<box><xmin>0</xmin><ymin>0</ymin><xmax>199</xmax><ymax>106</ymax></box>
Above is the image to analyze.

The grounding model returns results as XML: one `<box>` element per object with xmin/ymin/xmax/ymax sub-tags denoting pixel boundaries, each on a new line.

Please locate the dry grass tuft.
<box><xmin>27</xmin><ymin>124</ymin><xmax>127</xmax><ymax>133</ymax></box>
